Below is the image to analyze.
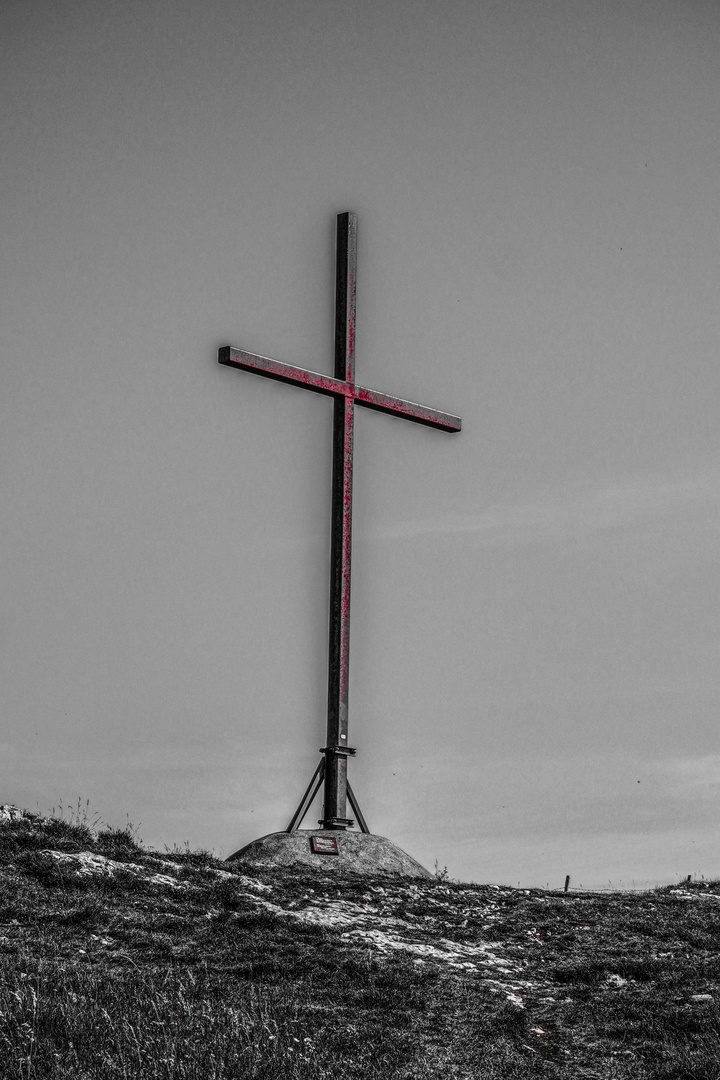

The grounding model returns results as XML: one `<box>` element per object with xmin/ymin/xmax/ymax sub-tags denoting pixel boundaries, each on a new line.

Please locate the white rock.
<box><xmin>234</xmin><ymin>874</ymin><xmax>272</xmax><ymax>893</ymax></box>
<box><xmin>40</xmin><ymin>850</ymin><xmax>186</xmax><ymax>889</ymax></box>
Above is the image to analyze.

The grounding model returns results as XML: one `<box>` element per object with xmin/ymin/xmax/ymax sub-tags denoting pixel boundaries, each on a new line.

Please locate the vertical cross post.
<box><xmin>217</xmin><ymin>211</ymin><xmax>461</xmax><ymax>837</ymax></box>
<box><xmin>323</xmin><ymin>212</ymin><xmax>357</xmax><ymax>829</ymax></box>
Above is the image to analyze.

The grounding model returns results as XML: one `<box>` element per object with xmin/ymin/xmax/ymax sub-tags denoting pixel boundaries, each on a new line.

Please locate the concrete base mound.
<box><xmin>227</xmin><ymin>830</ymin><xmax>432</xmax><ymax>879</ymax></box>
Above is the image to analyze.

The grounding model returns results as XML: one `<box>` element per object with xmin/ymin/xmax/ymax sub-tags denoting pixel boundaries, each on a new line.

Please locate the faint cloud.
<box><xmin>365</xmin><ymin>467</ymin><xmax>720</xmax><ymax>545</ymax></box>
<box><xmin>650</xmin><ymin>755</ymin><xmax>720</xmax><ymax>799</ymax></box>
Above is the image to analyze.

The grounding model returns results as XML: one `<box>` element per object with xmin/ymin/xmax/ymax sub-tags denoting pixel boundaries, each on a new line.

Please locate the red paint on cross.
<box><xmin>218</xmin><ymin>212</ymin><xmax>460</xmax><ymax>831</ymax></box>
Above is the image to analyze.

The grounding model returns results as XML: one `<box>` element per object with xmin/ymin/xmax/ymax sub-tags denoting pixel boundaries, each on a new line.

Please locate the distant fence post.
<box><xmin>564</xmin><ymin>875</ymin><xmax>570</xmax><ymax>893</ymax></box>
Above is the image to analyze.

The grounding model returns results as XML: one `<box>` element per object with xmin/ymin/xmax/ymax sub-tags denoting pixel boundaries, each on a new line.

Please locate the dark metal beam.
<box><xmin>286</xmin><ymin>756</ymin><xmax>325</xmax><ymax>833</ymax></box>
<box><xmin>354</xmin><ymin>384</ymin><xmax>461</xmax><ymax>432</ymax></box>
<box><xmin>218</xmin><ymin>211</ymin><xmax>461</xmax><ymax>835</ymax></box>
<box><xmin>218</xmin><ymin>348</ymin><xmax>461</xmax><ymax>432</ymax></box>
<box><xmin>218</xmin><ymin>347</ymin><xmax>345</xmax><ymax>398</ymax></box>
<box><xmin>346</xmin><ymin>780</ymin><xmax>369</xmax><ymax>835</ymax></box>
<box><xmin>322</xmin><ymin>211</ymin><xmax>357</xmax><ymax>829</ymax></box>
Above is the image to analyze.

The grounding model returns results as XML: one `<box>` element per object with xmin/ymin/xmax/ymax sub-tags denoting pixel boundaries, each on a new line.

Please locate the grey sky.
<box><xmin>1</xmin><ymin>0</ymin><xmax>719</xmax><ymax>886</ymax></box>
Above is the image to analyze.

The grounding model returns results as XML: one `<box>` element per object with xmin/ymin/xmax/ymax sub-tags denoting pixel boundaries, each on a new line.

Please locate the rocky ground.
<box><xmin>0</xmin><ymin>805</ymin><xmax>719</xmax><ymax>1077</ymax></box>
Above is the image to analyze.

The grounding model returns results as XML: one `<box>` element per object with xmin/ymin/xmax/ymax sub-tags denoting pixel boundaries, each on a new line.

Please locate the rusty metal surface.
<box><xmin>324</xmin><ymin>212</ymin><xmax>356</xmax><ymax>830</ymax></box>
<box><xmin>218</xmin><ymin>348</ymin><xmax>345</xmax><ymax>397</ymax></box>
<box><xmin>353</xmin><ymin>384</ymin><xmax>461</xmax><ymax>431</ymax></box>
<box><xmin>217</xmin><ymin>348</ymin><xmax>461</xmax><ymax>432</ymax></box>
<box><xmin>219</xmin><ymin>211</ymin><xmax>461</xmax><ymax>833</ymax></box>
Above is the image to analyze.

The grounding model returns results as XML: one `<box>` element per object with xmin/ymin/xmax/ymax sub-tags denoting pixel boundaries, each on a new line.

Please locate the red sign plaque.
<box><xmin>311</xmin><ymin>836</ymin><xmax>340</xmax><ymax>855</ymax></box>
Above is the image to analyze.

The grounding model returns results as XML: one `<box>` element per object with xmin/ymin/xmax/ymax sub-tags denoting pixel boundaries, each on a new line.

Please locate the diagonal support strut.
<box><xmin>286</xmin><ymin>757</ymin><xmax>325</xmax><ymax>833</ymax></box>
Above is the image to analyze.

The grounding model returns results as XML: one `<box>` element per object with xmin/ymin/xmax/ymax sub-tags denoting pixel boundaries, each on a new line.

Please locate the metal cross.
<box><xmin>219</xmin><ymin>212</ymin><xmax>461</xmax><ymax>833</ymax></box>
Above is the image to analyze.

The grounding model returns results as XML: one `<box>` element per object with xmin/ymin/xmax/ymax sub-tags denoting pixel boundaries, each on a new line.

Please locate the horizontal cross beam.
<box><xmin>218</xmin><ymin>347</ymin><xmax>462</xmax><ymax>433</ymax></box>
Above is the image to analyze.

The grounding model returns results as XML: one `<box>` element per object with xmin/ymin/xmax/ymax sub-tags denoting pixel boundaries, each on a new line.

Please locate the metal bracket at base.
<box><xmin>320</xmin><ymin>745</ymin><xmax>356</xmax><ymax>758</ymax></box>
<box><xmin>286</xmin><ymin>756</ymin><xmax>370</xmax><ymax>835</ymax></box>
<box><xmin>319</xmin><ymin>816</ymin><xmax>355</xmax><ymax>829</ymax></box>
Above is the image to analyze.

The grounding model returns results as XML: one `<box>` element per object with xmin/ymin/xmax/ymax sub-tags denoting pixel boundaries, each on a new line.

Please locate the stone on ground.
<box><xmin>227</xmin><ymin>830</ymin><xmax>433</xmax><ymax>878</ymax></box>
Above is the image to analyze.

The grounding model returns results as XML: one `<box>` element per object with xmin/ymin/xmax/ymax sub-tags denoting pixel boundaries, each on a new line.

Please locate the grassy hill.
<box><xmin>0</xmin><ymin>808</ymin><xmax>719</xmax><ymax>1078</ymax></box>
